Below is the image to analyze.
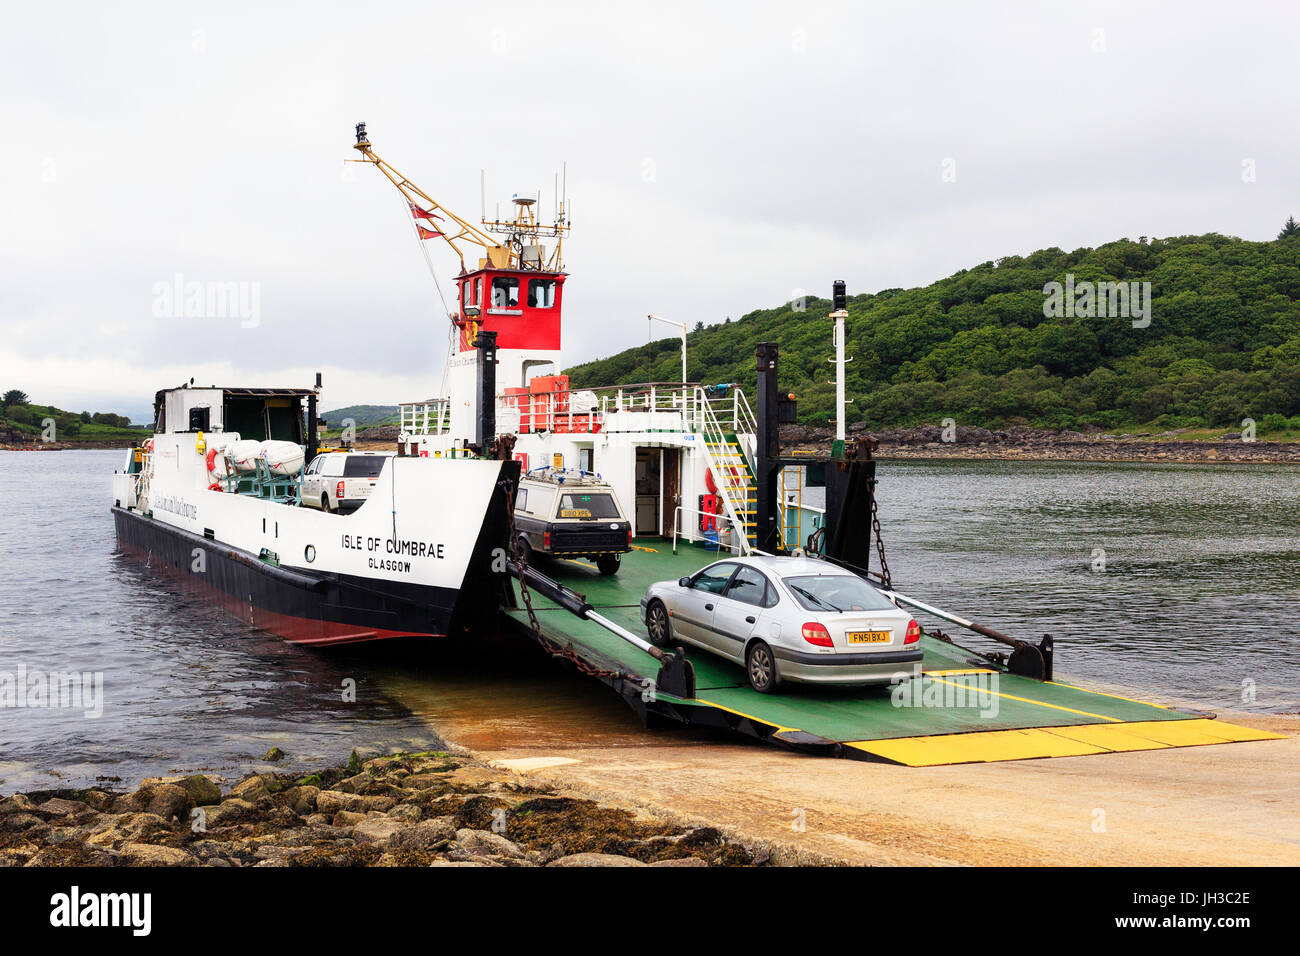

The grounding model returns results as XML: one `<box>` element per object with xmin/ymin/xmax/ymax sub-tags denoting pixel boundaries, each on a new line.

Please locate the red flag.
<box><xmin>409</xmin><ymin>202</ymin><xmax>444</xmax><ymax>222</ymax></box>
<box><xmin>417</xmin><ymin>224</ymin><xmax>443</xmax><ymax>240</ymax></box>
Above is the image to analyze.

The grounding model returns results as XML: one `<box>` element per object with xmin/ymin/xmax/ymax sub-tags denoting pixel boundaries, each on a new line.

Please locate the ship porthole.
<box><xmin>304</xmin><ymin>545</ymin><xmax>316</xmax><ymax>563</ymax></box>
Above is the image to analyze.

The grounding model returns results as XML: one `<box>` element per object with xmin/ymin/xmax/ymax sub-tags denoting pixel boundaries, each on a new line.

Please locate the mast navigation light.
<box><xmin>355</xmin><ymin>122</ymin><xmax>369</xmax><ymax>145</ymax></box>
<box><xmin>832</xmin><ymin>279</ymin><xmax>847</xmax><ymax>313</ymax></box>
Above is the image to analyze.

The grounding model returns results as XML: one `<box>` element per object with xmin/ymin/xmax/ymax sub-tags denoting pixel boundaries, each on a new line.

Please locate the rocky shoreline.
<box><xmin>0</xmin><ymin>751</ymin><xmax>773</xmax><ymax>868</ymax></box>
<box><xmin>781</xmin><ymin>423</ymin><xmax>1300</xmax><ymax>464</ymax></box>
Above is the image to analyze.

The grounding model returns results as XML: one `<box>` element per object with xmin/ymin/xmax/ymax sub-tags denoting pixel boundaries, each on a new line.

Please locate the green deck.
<box><xmin>501</xmin><ymin>539</ymin><xmax>1280</xmax><ymax>764</ymax></box>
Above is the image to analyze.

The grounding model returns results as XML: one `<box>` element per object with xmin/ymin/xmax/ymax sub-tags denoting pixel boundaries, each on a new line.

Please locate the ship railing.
<box><xmin>779</xmin><ymin>464</ymin><xmax>826</xmax><ymax>553</ymax></box>
<box><xmin>691</xmin><ymin>384</ymin><xmax>759</xmax><ymax>551</ymax></box>
<box><xmin>672</xmin><ymin>504</ymin><xmax>758</xmax><ymax>557</ymax></box>
<box><xmin>499</xmin><ymin>381</ymin><xmax>758</xmax><ymax>436</ymax></box>
<box><xmin>398</xmin><ymin>398</ymin><xmax>451</xmax><ymax>437</ymax></box>
<box><xmin>499</xmin><ymin>381</ymin><xmax>700</xmax><ymax>434</ymax></box>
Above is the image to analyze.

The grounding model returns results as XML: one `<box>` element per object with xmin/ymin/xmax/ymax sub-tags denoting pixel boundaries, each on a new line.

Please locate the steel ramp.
<box><xmin>500</xmin><ymin>540</ymin><xmax>1286</xmax><ymax>765</ymax></box>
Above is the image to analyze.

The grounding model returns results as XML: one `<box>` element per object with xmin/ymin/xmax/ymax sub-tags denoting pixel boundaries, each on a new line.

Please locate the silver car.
<box><xmin>640</xmin><ymin>556</ymin><xmax>922</xmax><ymax>693</ymax></box>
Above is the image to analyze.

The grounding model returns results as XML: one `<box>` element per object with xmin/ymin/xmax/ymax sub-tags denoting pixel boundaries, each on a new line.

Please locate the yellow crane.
<box><xmin>350</xmin><ymin>122</ymin><xmax>570</xmax><ymax>275</ymax></box>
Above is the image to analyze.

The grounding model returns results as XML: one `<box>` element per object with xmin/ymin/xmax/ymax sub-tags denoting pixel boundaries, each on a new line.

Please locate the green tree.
<box><xmin>1279</xmin><ymin>216</ymin><xmax>1300</xmax><ymax>240</ymax></box>
<box><xmin>2</xmin><ymin>389</ymin><xmax>29</xmax><ymax>412</ymax></box>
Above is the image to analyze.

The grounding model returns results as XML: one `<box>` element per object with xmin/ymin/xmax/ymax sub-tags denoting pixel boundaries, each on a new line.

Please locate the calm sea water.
<box><xmin>1</xmin><ymin>450</ymin><xmax>1296</xmax><ymax>792</ymax></box>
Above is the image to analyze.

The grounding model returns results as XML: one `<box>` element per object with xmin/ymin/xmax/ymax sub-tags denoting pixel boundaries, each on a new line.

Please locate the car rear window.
<box><xmin>556</xmin><ymin>492</ymin><xmax>620</xmax><ymax>519</ymax></box>
<box><xmin>343</xmin><ymin>456</ymin><xmax>387</xmax><ymax>478</ymax></box>
<box><xmin>782</xmin><ymin>574</ymin><xmax>896</xmax><ymax>613</ymax></box>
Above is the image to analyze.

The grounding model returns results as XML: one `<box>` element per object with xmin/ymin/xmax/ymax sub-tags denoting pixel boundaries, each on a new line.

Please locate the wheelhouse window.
<box><xmin>491</xmin><ymin>276</ymin><xmax>520</xmax><ymax>308</ymax></box>
<box><xmin>528</xmin><ymin>279</ymin><xmax>557</xmax><ymax>308</ymax></box>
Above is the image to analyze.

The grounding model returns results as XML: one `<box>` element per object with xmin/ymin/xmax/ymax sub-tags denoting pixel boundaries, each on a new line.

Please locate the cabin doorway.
<box><xmin>634</xmin><ymin>447</ymin><xmax>680</xmax><ymax>537</ymax></box>
<box><xmin>661</xmin><ymin>448</ymin><xmax>680</xmax><ymax>538</ymax></box>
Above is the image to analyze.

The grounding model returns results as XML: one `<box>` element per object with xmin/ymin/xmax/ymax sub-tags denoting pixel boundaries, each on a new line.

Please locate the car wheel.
<box><xmin>746</xmin><ymin>640</ymin><xmax>780</xmax><ymax>694</ymax></box>
<box><xmin>596</xmin><ymin>554</ymin><xmax>621</xmax><ymax>575</ymax></box>
<box><xmin>321</xmin><ymin>493</ymin><xmax>331</xmax><ymax>513</ymax></box>
<box><xmin>646</xmin><ymin>599</ymin><xmax>672</xmax><ymax>647</ymax></box>
<box><xmin>518</xmin><ymin>534</ymin><xmax>534</xmax><ymax>565</ymax></box>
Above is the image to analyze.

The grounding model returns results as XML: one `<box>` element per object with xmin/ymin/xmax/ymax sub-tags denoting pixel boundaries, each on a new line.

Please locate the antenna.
<box><xmin>480</xmin><ymin>170</ymin><xmax>486</xmax><ymax>221</ymax></box>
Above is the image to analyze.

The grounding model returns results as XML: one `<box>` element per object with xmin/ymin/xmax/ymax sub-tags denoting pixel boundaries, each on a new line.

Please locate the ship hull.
<box><xmin>112</xmin><ymin>489</ymin><xmax>510</xmax><ymax>647</ymax></box>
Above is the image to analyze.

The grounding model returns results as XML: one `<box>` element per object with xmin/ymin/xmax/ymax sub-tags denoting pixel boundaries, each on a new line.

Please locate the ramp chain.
<box><xmin>871</xmin><ymin>491</ymin><xmax>892</xmax><ymax>590</ymax></box>
<box><xmin>504</xmin><ymin>478</ymin><xmax>620</xmax><ymax>681</ymax></box>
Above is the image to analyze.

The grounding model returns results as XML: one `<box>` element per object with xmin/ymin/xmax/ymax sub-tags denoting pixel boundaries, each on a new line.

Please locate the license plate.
<box><xmin>560</xmin><ymin>509</ymin><xmax>591</xmax><ymax>518</ymax></box>
<box><xmin>847</xmin><ymin>631</ymin><xmax>891</xmax><ymax>645</ymax></box>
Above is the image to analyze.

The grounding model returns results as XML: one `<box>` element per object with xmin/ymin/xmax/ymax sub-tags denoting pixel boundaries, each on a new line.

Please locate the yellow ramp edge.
<box><xmin>847</xmin><ymin>718</ymin><xmax>1286</xmax><ymax>767</ymax></box>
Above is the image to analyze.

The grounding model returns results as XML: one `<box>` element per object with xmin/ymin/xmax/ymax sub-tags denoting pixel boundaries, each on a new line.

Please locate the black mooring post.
<box><xmin>306</xmin><ymin>371</ymin><xmax>321</xmax><ymax>463</ymax></box>
<box><xmin>754</xmin><ymin>342</ymin><xmax>782</xmax><ymax>553</ymax></box>
<box><xmin>474</xmin><ymin>329</ymin><xmax>498</xmax><ymax>454</ymax></box>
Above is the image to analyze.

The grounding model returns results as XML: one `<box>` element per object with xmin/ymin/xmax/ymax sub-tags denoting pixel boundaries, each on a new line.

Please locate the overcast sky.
<box><xmin>2</xmin><ymin>0</ymin><xmax>1297</xmax><ymax>422</ymax></box>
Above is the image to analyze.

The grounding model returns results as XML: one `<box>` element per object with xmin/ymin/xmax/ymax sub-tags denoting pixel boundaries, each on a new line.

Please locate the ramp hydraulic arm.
<box><xmin>506</xmin><ymin>560</ymin><xmax>696</xmax><ymax>699</ymax></box>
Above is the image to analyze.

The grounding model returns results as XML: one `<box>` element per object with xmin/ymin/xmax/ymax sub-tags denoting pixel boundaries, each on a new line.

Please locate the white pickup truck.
<box><xmin>300</xmin><ymin>451</ymin><xmax>392</xmax><ymax>513</ymax></box>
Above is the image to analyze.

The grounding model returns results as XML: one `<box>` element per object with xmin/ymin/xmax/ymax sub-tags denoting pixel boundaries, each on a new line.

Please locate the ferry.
<box><xmin>111</xmin><ymin>379</ymin><xmax>519</xmax><ymax>646</ymax></box>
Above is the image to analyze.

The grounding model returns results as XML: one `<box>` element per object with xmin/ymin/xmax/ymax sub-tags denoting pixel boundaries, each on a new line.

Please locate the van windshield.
<box><xmin>556</xmin><ymin>492</ymin><xmax>620</xmax><ymax>519</ymax></box>
<box><xmin>782</xmin><ymin>575</ymin><xmax>896</xmax><ymax>613</ymax></box>
<box><xmin>343</xmin><ymin>456</ymin><xmax>387</xmax><ymax>478</ymax></box>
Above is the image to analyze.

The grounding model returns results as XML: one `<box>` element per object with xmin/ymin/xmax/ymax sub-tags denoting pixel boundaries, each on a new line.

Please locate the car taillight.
<box><xmin>626</xmin><ymin>530</ymin><xmax>633</xmax><ymax>547</ymax></box>
<box><xmin>801</xmin><ymin>622</ymin><xmax>833</xmax><ymax>647</ymax></box>
<box><xmin>543</xmin><ymin>531</ymin><xmax>551</xmax><ymax>549</ymax></box>
<box><xmin>905</xmin><ymin>619</ymin><xmax>921</xmax><ymax>644</ymax></box>
<box><xmin>336</xmin><ymin>480</ymin><xmax>345</xmax><ymax>499</ymax></box>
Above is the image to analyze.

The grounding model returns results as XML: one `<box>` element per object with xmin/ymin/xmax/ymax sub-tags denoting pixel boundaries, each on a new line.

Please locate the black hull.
<box><xmin>111</xmin><ymin>470</ymin><xmax>515</xmax><ymax>646</ymax></box>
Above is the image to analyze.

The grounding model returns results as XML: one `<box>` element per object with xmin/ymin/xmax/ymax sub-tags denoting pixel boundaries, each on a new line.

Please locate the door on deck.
<box><xmin>660</xmin><ymin>448</ymin><xmax>680</xmax><ymax>539</ymax></box>
<box><xmin>634</xmin><ymin>447</ymin><xmax>661</xmax><ymax>536</ymax></box>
